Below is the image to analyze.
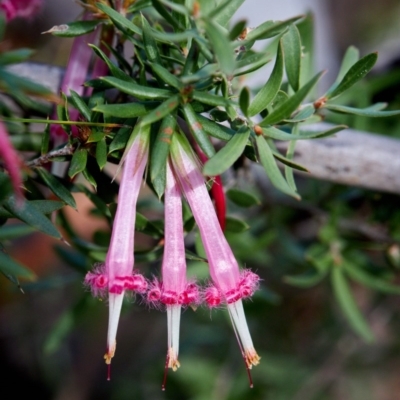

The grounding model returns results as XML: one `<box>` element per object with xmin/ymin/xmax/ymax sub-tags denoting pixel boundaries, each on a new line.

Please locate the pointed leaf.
<box><xmin>150</xmin><ymin>115</ymin><xmax>176</xmax><ymax>198</ymax></box>
<box><xmin>182</xmin><ymin>103</ymin><xmax>215</xmax><ymax>158</ymax></box>
<box><xmin>203</xmin><ymin>19</ymin><xmax>235</xmax><ymax>75</ymax></box>
<box><xmin>331</xmin><ymin>267</ymin><xmax>374</xmax><ymax>342</ymax></box>
<box><xmin>259</xmin><ymin>71</ymin><xmax>324</xmax><ymax>126</ymax></box>
<box><xmin>226</xmin><ymin>189</ymin><xmax>260</xmax><ymax>207</ymax></box>
<box><xmin>150</xmin><ymin>63</ymin><xmax>182</xmax><ymax>90</ymax></box>
<box><xmin>69</xmin><ymin>90</ymin><xmax>91</xmax><ymax>121</ymax></box>
<box><xmin>324</xmin><ymin>103</ymin><xmax>400</xmax><ymax>117</ymax></box>
<box><xmin>213</xmin><ymin>0</ymin><xmax>245</xmax><ymax>27</ymax></box>
<box><xmin>36</xmin><ymin>167</ymin><xmax>76</xmax><ymax>209</ymax></box>
<box><xmin>284</xmin><ymin>270</ymin><xmax>328</xmax><ymax>288</ymax></box>
<box><xmin>248</xmin><ymin>41</ymin><xmax>284</xmax><ymax>116</ymax></box>
<box><xmin>68</xmin><ymin>148</ymin><xmax>88</xmax><ymax>179</ymax></box>
<box><xmin>203</xmin><ymin>126</ymin><xmax>250</xmax><ymax>176</ymax></box>
<box><xmin>343</xmin><ymin>260</ymin><xmax>400</xmax><ymax>295</ymax></box>
<box><xmin>326</xmin><ymin>52</ymin><xmax>378</xmax><ymax>100</ymax></box>
<box><xmin>140</xmin><ymin>95</ymin><xmax>179</xmax><ymax>126</ymax></box>
<box><xmin>225</xmin><ymin>216</ymin><xmax>249</xmax><ymax>233</ymax></box>
<box><xmin>93</xmin><ymin>102</ymin><xmax>158</xmax><ymax>118</ymax></box>
<box><xmin>335</xmin><ymin>46</ymin><xmax>360</xmax><ymax>84</ymax></box>
<box><xmin>243</xmin><ymin>16</ymin><xmax>303</xmax><ymax>43</ymax></box>
<box><xmin>282</xmin><ymin>25</ymin><xmax>301</xmax><ymax>91</ymax></box>
<box><xmin>3</xmin><ymin>197</ymin><xmax>62</xmax><ymax>239</ymax></box>
<box><xmin>255</xmin><ymin>135</ymin><xmax>300</xmax><ymax>199</ymax></box>
<box><xmin>142</xmin><ymin>15</ymin><xmax>162</xmax><ymax>64</ymax></box>
<box><xmin>0</xmin><ymin>250</ymin><xmax>35</xmax><ymax>279</ymax></box>
<box><xmin>96</xmin><ymin>138</ymin><xmax>107</xmax><ymax>170</ymax></box>
<box><xmin>96</xmin><ymin>3</ymin><xmax>142</xmax><ymax>36</ymax></box>
<box><xmin>45</xmin><ymin>20</ymin><xmax>101</xmax><ymax>37</ymax></box>
<box><xmin>100</xmin><ymin>77</ymin><xmax>172</xmax><ymax>100</ymax></box>
<box><xmin>239</xmin><ymin>86</ymin><xmax>250</xmax><ymax>116</ymax></box>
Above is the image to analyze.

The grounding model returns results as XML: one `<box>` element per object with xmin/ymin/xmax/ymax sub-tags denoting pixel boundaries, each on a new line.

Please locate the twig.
<box><xmin>26</xmin><ymin>144</ymin><xmax>74</xmax><ymax>167</ymax></box>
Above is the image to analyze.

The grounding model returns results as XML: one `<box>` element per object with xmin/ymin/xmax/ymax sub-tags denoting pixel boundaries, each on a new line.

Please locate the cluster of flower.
<box><xmin>84</xmin><ymin>128</ymin><xmax>261</xmax><ymax>382</ymax></box>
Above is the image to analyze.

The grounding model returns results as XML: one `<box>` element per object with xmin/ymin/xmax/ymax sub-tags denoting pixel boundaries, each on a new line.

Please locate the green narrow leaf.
<box><xmin>284</xmin><ymin>124</ymin><xmax>299</xmax><ymax>191</ymax></box>
<box><xmin>203</xmin><ymin>126</ymin><xmax>250</xmax><ymax>176</ymax></box>
<box><xmin>29</xmin><ymin>200</ymin><xmax>65</xmax><ymax>215</ymax></box>
<box><xmin>151</xmin><ymin>0</ymin><xmax>183</xmax><ymax>30</ymax></box>
<box><xmin>0</xmin><ymin>224</ymin><xmax>35</xmax><ymax>240</ymax></box>
<box><xmin>191</xmin><ymin>90</ymin><xmax>233</xmax><ymax>107</ymax></box>
<box><xmin>239</xmin><ymin>86</ymin><xmax>250</xmax><ymax>116</ymax></box>
<box><xmin>331</xmin><ymin>267</ymin><xmax>374</xmax><ymax>342</ymax></box>
<box><xmin>3</xmin><ymin>197</ymin><xmax>62</xmax><ymax>239</ymax></box>
<box><xmin>225</xmin><ymin>216</ymin><xmax>249</xmax><ymax>233</ymax></box>
<box><xmin>282</xmin><ymin>24</ymin><xmax>301</xmax><ymax>91</ymax></box>
<box><xmin>284</xmin><ymin>270</ymin><xmax>328</xmax><ymax>288</ymax></box>
<box><xmin>273</xmin><ymin>149</ymin><xmax>308</xmax><ymax>172</ymax></box>
<box><xmin>229</xmin><ymin>19</ymin><xmax>247</xmax><ymax>41</ymax></box>
<box><xmin>182</xmin><ymin>103</ymin><xmax>215</xmax><ymax>158</ymax></box>
<box><xmin>343</xmin><ymin>261</ymin><xmax>400</xmax><ymax>295</ymax></box>
<box><xmin>203</xmin><ymin>19</ymin><xmax>235</xmax><ymax>75</ymax></box>
<box><xmin>96</xmin><ymin>138</ymin><xmax>108</xmax><ymax>170</ymax></box>
<box><xmin>69</xmin><ymin>90</ymin><xmax>91</xmax><ymax>121</ymax></box>
<box><xmin>142</xmin><ymin>15</ymin><xmax>162</xmax><ymax>64</ymax></box>
<box><xmin>259</xmin><ymin>71</ymin><xmax>324</xmax><ymax>126</ymax></box>
<box><xmin>96</xmin><ymin>3</ymin><xmax>142</xmax><ymax>36</ymax></box>
<box><xmin>100</xmin><ymin>76</ymin><xmax>173</xmax><ymax>100</ymax></box>
<box><xmin>213</xmin><ymin>0</ymin><xmax>245</xmax><ymax>27</ymax></box>
<box><xmin>93</xmin><ymin>102</ymin><xmax>158</xmax><ymax>118</ymax></box>
<box><xmin>243</xmin><ymin>16</ymin><xmax>303</xmax><ymax>43</ymax></box>
<box><xmin>150</xmin><ymin>114</ymin><xmax>176</xmax><ymax>198</ymax></box>
<box><xmin>68</xmin><ymin>148</ymin><xmax>88</xmax><ymax>179</ymax></box>
<box><xmin>197</xmin><ymin>115</ymin><xmax>234</xmax><ymax>141</ymax></box>
<box><xmin>226</xmin><ymin>189</ymin><xmax>260</xmax><ymax>207</ymax></box>
<box><xmin>234</xmin><ymin>53</ymin><xmax>271</xmax><ymax>77</ymax></box>
<box><xmin>324</xmin><ymin>103</ymin><xmax>400</xmax><ymax>117</ymax></box>
<box><xmin>136</xmin><ymin>212</ymin><xmax>163</xmax><ymax>238</ymax></box>
<box><xmin>45</xmin><ymin>20</ymin><xmax>101</xmax><ymax>37</ymax></box>
<box><xmin>255</xmin><ymin>135</ymin><xmax>300</xmax><ymax>199</ymax></box>
<box><xmin>248</xmin><ymin>41</ymin><xmax>284</xmax><ymax>116</ymax></box>
<box><xmin>36</xmin><ymin>167</ymin><xmax>76</xmax><ymax>209</ymax></box>
<box><xmin>150</xmin><ymin>63</ymin><xmax>182</xmax><ymax>90</ymax></box>
<box><xmin>335</xmin><ymin>46</ymin><xmax>360</xmax><ymax>84</ymax></box>
<box><xmin>326</xmin><ymin>52</ymin><xmax>378</xmax><ymax>100</ymax></box>
<box><xmin>89</xmin><ymin>44</ymin><xmax>131</xmax><ymax>82</ymax></box>
<box><xmin>140</xmin><ymin>95</ymin><xmax>179</xmax><ymax>126</ymax></box>
<box><xmin>109</xmin><ymin>123</ymin><xmax>134</xmax><ymax>154</ymax></box>
<box><xmin>0</xmin><ymin>250</ymin><xmax>35</xmax><ymax>279</ymax></box>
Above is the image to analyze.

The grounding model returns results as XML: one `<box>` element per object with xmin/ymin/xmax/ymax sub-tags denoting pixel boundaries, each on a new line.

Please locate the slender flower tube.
<box><xmin>85</xmin><ymin>127</ymin><xmax>149</xmax><ymax>371</ymax></box>
<box><xmin>50</xmin><ymin>12</ymin><xmax>99</xmax><ymax>145</ymax></box>
<box><xmin>170</xmin><ymin>134</ymin><xmax>260</xmax><ymax>371</ymax></box>
<box><xmin>147</xmin><ymin>161</ymin><xmax>199</xmax><ymax>377</ymax></box>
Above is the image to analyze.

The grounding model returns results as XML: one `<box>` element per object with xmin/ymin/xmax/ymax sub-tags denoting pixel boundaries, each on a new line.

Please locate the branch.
<box><xmin>27</xmin><ymin>144</ymin><xmax>74</xmax><ymax>167</ymax></box>
<box><xmin>275</xmin><ymin>123</ymin><xmax>400</xmax><ymax>194</ymax></box>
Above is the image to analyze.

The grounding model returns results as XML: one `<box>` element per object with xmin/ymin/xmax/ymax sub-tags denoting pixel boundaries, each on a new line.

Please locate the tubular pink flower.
<box><xmin>0</xmin><ymin>120</ymin><xmax>23</xmax><ymax>199</ymax></box>
<box><xmin>84</xmin><ymin>127</ymin><xmax>149</xmax><ymax>370</ymax></box>
<box><xmin>170</xmin><ymin>134</ymin><xmax>260</xmax><ymax>371</ymax></box>
<box><xmin>148</xmin><ymin>161</ymin><xmax>199</xmax><ymax>377</ymax></box>
<box><xmin>0</xmin><ymin>0</ymin><xmax>42</xmax><ymax>21</ymax></box>
<box><xmin>50</xmin><ymin>13</ymin><xmax>99</xmax><ymax>144</ymax></box>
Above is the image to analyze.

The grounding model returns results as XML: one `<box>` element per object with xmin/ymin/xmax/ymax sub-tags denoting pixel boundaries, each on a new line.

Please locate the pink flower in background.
<box><xmin>85</xmin><ymin>127</ymin><xmax>149</xmax><ymax>375</ymax></box>
<box><xmin>170</xmin><ymin>134</ymin><xmax>260</xmax><ymax>378</ymax></box>
<box><xmin>147</xmin><ymin>161</ymin><xmax>199</xmax><ymax>384</ymax></box>
<box><xmin>0</xmin><ymin>121</ymin><xmax>23</xmax><ymax>199</ymax></box>
<box><xmin>0</xmin><ymin>0</ymin><xmax>42</xmax><ymax>21</ymax></box>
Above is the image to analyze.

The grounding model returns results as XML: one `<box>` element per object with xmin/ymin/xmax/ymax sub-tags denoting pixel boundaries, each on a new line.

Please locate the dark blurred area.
<box><xmin>1</xmin><ymin>1</ymin><xmax>400</xmax><ymax>400</ymax></box>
